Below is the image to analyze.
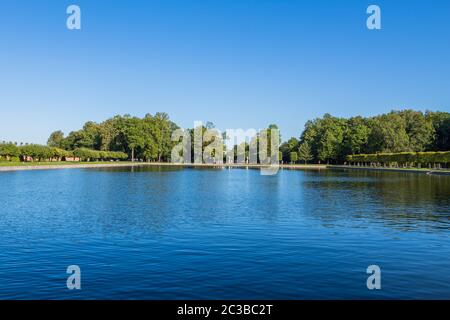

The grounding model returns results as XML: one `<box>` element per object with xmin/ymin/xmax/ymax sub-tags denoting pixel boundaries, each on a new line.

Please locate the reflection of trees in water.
<box><xmin>301</xmin><ymin>170</ymin><xmax>450</xmax><ymax>233</ymax></box>
<box><xmin>92</xmin><ymin>167</ymin><xmax>284</xmax><ymax>235</ymax></box>
<box><xmin>78</xmin><ymin>167</ymin><xmax>449</xmax><ymax>235</ymax></box>
<box><xmin>88</xmin><ymin>166</ymin><xmax>186</xmax><ymax>236</ymax></box>
<box><xmin>95</xmin><ymin>165</ymin><xmax>184</xmax><ymax>173</ymax></box>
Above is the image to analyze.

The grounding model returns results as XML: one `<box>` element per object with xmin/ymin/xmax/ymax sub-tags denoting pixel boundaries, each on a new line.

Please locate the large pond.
<box><xmin>0</xmin><ymin>166</ymin><xmax>449</xmax><ymax>299</ymax></box>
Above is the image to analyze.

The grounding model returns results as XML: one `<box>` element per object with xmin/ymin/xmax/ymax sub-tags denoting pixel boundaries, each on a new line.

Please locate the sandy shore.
<box><xmin>0</xmin><ymin>162</ymin><xmax>327</xmax><ymax>172</ymax></box>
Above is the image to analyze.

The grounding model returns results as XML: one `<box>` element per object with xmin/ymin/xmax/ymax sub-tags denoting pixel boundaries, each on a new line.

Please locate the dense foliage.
<box><xmin>2</xmin><ymin>109</ymin><xmax>449</xmax><ymax>164</ymax></box>
<box><xmin>0</xmin><ymin>143</ymin><xmax>127</xmax><ymax>162</ymax></box>
<box><xmin>47</xmin><ymin>113</ymin><xmax>177</xmax><ymax>162</ymax></box>
<box><xmin>280</xmin><ymin>110</ymin><xmax>450</xmax><ymax>164</ymax></box>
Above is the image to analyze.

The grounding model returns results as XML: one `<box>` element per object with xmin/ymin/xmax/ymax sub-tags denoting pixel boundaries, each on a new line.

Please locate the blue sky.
<box><xmin>0</xmin><ymin>0</ymin><xmax>449</xmax><ymax>144</ymax></box>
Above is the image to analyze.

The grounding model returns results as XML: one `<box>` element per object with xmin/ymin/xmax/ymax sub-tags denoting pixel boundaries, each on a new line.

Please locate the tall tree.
<box><xmin>47</xmin><ymin>130</ymin><xmax>65</xmax><ymax>148</ymax></box>
<box><xmin>298</xmin><ymin>142</ymin><xmax>313</xmax><ymax>164</ymax></box>
<box><xmin>427</xmin><ymin>111</ymin><xmax>450</xmax><ymax>151</ymax></box>
<box><xmin>400</xmin><ymin>110</ymin><xmax>434</xmax><ymax>151</ymax></box>
<box><xmin>315</xmin><ymin>114</ymin><xmax>347</xmax><ymax>164</ymax></box>
<box><xmin>121</xmin><ymin>117</ymin><xmax>145</xmax><ymax>161</ymax></box>
<box><xmin>289</xmin><ymin>151</ymin><xmax>298</xmax><ymax>164</ymax></box>
<box><xmin>152</xmin><ymin>112</ymin><xmax>173</xmax><ymax>162</ymax></box>
<box><xmin>367</xmin><ymin>113</ymin><xmax>410</xmax><ymax>153</ymax></box>
<box><xmin>280</xmin><ymin>137</ymin><xmax>299</xmax><ymax>162</ymax></box>
<box><xmin>342</xmin><ymin>117</ymin><xmax>371</xmax><ymax>156</ymax></box>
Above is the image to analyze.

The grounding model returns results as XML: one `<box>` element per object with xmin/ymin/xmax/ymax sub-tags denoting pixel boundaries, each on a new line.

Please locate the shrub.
<box><xmin>289</xmin><ymin>152</ymin><xmax>298</xmax><ymax>163</ymax></box>
<box><xmin>0</xmin><ymin>143</ymin><xmax>19</xmax><ymax>160</ymax></box>
<box><xmin>73</xmin><ymin>148</ymin><xmax>128</xmax><ymax>161</ymax></box>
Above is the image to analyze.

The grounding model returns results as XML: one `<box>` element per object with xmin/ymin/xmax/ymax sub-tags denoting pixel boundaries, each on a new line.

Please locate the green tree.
<box><xmin>299</xmin><ymin>119</ymin><xmax>320</xmax><ymax>162</ymax></box>
<box><xmin>47</xmin><ymin>130</ymin><xmax>65</xmax><ymax>148</ymax></box>
<box><xmin>367</xmin><ymin>113</ymin><xmax>410</xmax><ymax>153</ymax></box>
<box><xmin>316</xmin><ymin>114</ymin><xmax>347</xmax><ymax>164</ymax></box>
<box><xmin>280</xmin><ymin>137</ymin><xmax>299</xmax><ymax>162</ymax></box>
<box><xmin>427</xmin><ymin>111</ymin><xmax>450</xmax><ymax>151</ymax></box>
<box><xmin>152</xmin><ymin>112</ymin><xmax>174</xmax><ymax>162</ymax></box>
<box><xmin>400</xmin><ymin>110</ymin><xmax>434</xmax><ymax>151</ymax></box>
<box><xmin>122</xmin><ymin>117</ymin><xmax>145</xmax><ymax>161</ymax></box>
<box><xmin>289</xmin><ymin>151</ymin><xmax>298</xmax><ymax>164</ymax></box>
<box><xmin>0</xmin><ymin>143</ymin><xmax>19</xmax><ymax>161</ymax></box>
<box><xmin>342</xmin><ymin>117</ymin><xmax>371</xmax><ymax>156</ymax></box>
<box><xmin>298</xmin><ymin>142</ymin><xmax>313</xmax><ymax>164</ymax></box>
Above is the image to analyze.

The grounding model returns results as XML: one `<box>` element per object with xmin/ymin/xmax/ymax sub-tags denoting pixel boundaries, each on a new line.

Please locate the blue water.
<box><xmin>0</xmin><ymin>166</ymin><xmax>449</xmax><ymax>299</ymax></box>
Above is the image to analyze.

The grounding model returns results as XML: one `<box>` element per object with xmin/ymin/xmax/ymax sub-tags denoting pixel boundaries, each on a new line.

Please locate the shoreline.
<box><xmin>1</xmin><ymin>162</ymin><xmax>449</xmax><ymax>175</ymax></box>
<box><xmin>0</xmin><ymin>162</ymin><xmax>327</xmax><ymax>172</ymax></box>
<box><xmin>328</xmin><ymin>165</ymin><xmax>450</xmax><ymax>176</ymax></box>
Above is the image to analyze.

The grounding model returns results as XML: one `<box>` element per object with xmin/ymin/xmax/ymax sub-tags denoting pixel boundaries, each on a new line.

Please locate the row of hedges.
<box><xmin>72</xmin><ymin>148</ymin><xmax>128</xmax><ymax>161</ymax></box>
<box><xmin>347</xmin><ymin>151</ymin><xmax>450</xmax><ymax>166</ymax></box>
<box><xmin>0</xmin><ymin>143</ymin><xmax>128</xmax><ymax>162</ymax></box>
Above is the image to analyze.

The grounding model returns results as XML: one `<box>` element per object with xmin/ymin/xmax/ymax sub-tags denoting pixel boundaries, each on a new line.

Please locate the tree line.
<box><xmin>281</xmin><ymin>110</ymin><xmax>450</xmax><ymax>164</ymax></box>
<box><xmin>1</xmin><ymin>109</ymin><xmax>449</xmax><ymax>164</ymax></box>
<box><xmin>0</xmin><ymin>143</ymin><xmax>128</xmax><ymax>162</ymax></box>
<box><xmin>47</xmin><ymin>112</ymin><xmax>177</xmax><ymax>162</ymax></box>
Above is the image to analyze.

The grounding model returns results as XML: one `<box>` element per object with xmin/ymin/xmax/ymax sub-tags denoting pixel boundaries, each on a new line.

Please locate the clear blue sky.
<box><xmin>1</xmin><ymin>0</ymin><xmax>449</xmax><ymax>144</ymax></box>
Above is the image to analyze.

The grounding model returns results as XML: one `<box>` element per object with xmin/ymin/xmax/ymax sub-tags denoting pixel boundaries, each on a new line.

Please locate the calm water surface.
<box><xmin>0</xmin><ymin>166</ymin><xmax>449</xmax><ymax>299</ymax></box>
